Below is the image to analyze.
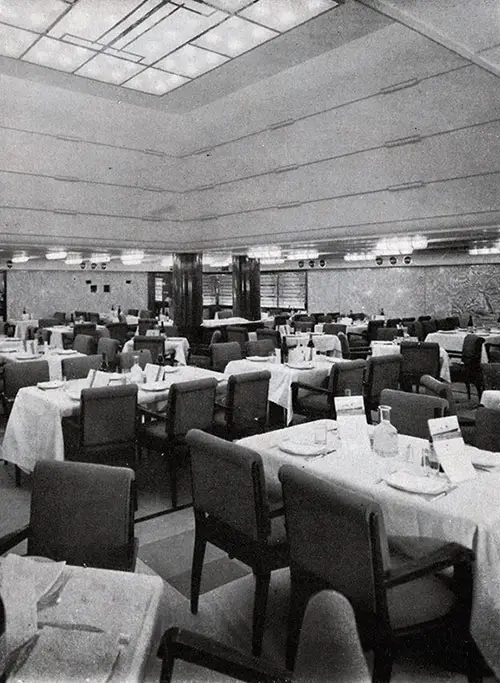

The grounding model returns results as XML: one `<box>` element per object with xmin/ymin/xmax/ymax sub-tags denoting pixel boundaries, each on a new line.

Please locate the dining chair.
<box><xmin>87</xmin><ymin>312</ymin><xmax>100</xmax><ymax>323</ymax></box>
<box><xmin>61</xmin><ymin>354</ymin><xmax>102</xmax><ymax>380</ymax></box>
<box><xmin>256</xmin><ymin>327</ymin><xmax>281</xmax><ymax>348</ymax></box>
<box><xmin>292</xmin><ymin>320</ymin><xmax>314</xmax><ymax>333</ymax></box>
<box><xmin>53</xmin><ymin>311</ymin><xmax>66</xmax><ymax>325</ymax></box>
<box><xmin>73</xmin><ymin>322</ymin><xmax>97</xmax><ymax>339</ymax></box>
<box><xmin>117</xmin><ymin>349</ymin><xmax>152</xmax><ymax>371</ymax></box>
<box><xmin>139</xmin><ymin>379</ymin><xmax>217</xmax><ymax>510</ymax></box>
<box><xmin>449</xmin><ymin>334</ymin><xmax>485</xmax><ymax>400</ymax></box>
<box><xmin>62</xmin><ymin>384</ymin><xmax>139</xmax><ymax>476</ymax></box>
<box><xmin>211</xmin><ymin>341</ymin><xmax>242</xmax><ymax>372</ymax></box>
<box><xmin>322</xmin><ymin>322</ymin><xmax>347</xmax><ymax>336</ymax></box>
<box><xmin>279</xmin><ymin>465</ymin><xmax>479</xmax><ymax>682</ymax></box>
<box><xmin>217</xmin><ymin>309</ymin><xmax>235</xmax><ymax>319</ymax></box>
<box><xmin>436</xmin><ymin>316</ymin><xmax>460</xmax><ymax>331</ymax></box>
<box><xmin>473</xmin><ymin>406</ymin><xmax>500</xmax><ymax>451</ymax></box>
<box><xmin>420</xmin><ymin>319</ymin><xmax>437</xmax><ymax>338</ymax></box>
<box><xmin>484</xmin><ymin>342</ymin><xmax>500</xmax><ymax>363</ymax></box>
<box><xmin>189</xmin><ymin>329</ymin><xmax>222</xmax><ymax>368</ymax></box>
<box><xmin>2</xmin><ymin>359</ymin><xmax>50</xmax><ymax>417</ymax></box>
<box><xmin>399</xmin><ymin>341</ymin><xmax>441</xmax><ymax>392</ymax></box>
<box><xmin>97</xmin><ymin>337</ymin><xmax>120</xmax><ymax>370</ymax></box>
<box><xmin>185</xmin><ymin>429</ymin><xmax>289</xmax><ymax>657</ymax></box>
<box><xmin>481</xmin><ymin>362</ymin><xmax>500</xmax><ymax>390</ymax></box>
<box><xmin>137</xmin><ymin>318</ymin><xmax>157</xmax><ymax>336</ymax></box>
<box><xmin>161</xmin><ymin>324</ymin><xmax>179</xmax><ymax>336</ymax></box>
<box><xmin>419</xmin><ymin>374</ymin><xmax>476</xmax><ymax>442</ymax></box>
<box><xmin>72</xmin><ymin>333</ymin><xmax>97</xmax><ymax>355</ymax></box>
<box><xmin>213</xmin><ymin>370</ymin><xmax>271</xmax><ymax>440</ymax></box>
<box><xmin>128</xmin><ymin>308</ymin><xmax>139</xmax><ymax>316</ymax></box>
<box><xmin>133</xmin><ymin>335</ymin><xmax>165</xmax><ymax>363</ymax></box>
<box><xmin>139</xmin><ymin>309</ymin><xmax>154</xmax><ymax>319</ymax></box>
<box><xmin>37</xmin><ymin>317</ymin><xmax>58</xmax><ymax>328</ymax></box>
<box><xmin>291</xmin><ymin>359</ymin><xmax>366</xmax><ymax>422</ymax></box>
<box><xmin>0</xmin><ymin>460</ymin><xmax>137</xmax><ymax>571</ymax></box>
<box><xmin>364</xmin><ymin>354</ymin><xmax>402</xmax><ymax>422</ymax></box>
<box><xmin>74</xmin><ymin>310</ymin><xmax>87</xmax><ymax>321</ymax></box>
<box><xmin>226</xmin><ymin>326</ymin><xmax>249</xmax><ymax>356</ymax></box>
<box><xmin>157</xmin><ymin>589</ymin><xmax>369</xmax><ymax>683</ymax></box>
<box><xmin>106</xmin><ymin>321</ymin><xmax>129</xmax><ymax>347</ymax></box>
<box><xmin>337</xmin><ymin>331</ymin><xmax>351</xmax><ymax>359</ymax></box>
<box><xmin>245</xmin><ymin>339</ymin><xmax>275</xmax><ymax>357</ymax></box>
<box><xmin>379</xmin><ymin>388</ymin><xmax>448</xmax><ymax>439</ymax></box>
<box><xmin>386</xmin><ymin>318</ymin><xmax>401</xmax><ymax>328</ymax></box>
<box><xmin>374</xmin><ymin>327</ymin><xmax>399</xmax><ymax>341</ymax></box>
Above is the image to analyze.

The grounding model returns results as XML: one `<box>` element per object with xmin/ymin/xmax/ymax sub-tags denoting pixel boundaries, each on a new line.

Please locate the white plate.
<box><xmin>54</xmin><ymin>349</ymin><xmax>78</xmax><ymax>355</ymax></box>
<box><xmin>279</xmin><ymin>441</ymin><xmax>325</xmax><ymax>457</ymax></box>
<box><xmin>37</xmin><ymin>381</ymin><xmax>64</xmax><ymax>390</ymax></box>
<box><xmin>286</xmin><ymin>362</ymin><xmax>314</xmax><ymax>370</ymax></box>
<box><xmin>385</xmin><ymin>470</ymin><xmax>448</xmax><ymax>495</ymax></box>
<box><xmin>141</xmin><ymin>382</ymin><xmax>169</xmax><ymax>392</ymax></box>
<box><xmin>15</xmin><ymin>353</ymin><xmax>38</xmax><ymax>360</ymax></box>
<box><xmin>247</xmin><ymin>356</ymin><xmax>270</xmax><ymax>362</ymax></box>
<box><xmin>469</xmin><ymin>448</ymin><xmax>500</xmax><ymax>468</ymax></box>
<box><xmin>163</xmin><ymin>366</ymin><xmax>179</xmax><ymax>374</ymax></box>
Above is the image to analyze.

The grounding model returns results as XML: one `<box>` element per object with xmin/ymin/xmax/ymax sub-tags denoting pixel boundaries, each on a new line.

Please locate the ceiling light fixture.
<box><xmin>45</xmin><ymin>250</ymin><xmax>68</xmax><ymax>260</ymax></box>
<box><xmin>204</xmin><ymin>252</ymin><xmax>232</xmax><ymax>267</ymax></box>
<box><xmin>64</xmin><ymin>252</ymin><xmax>82</xmax><ymax>265</ymax></box>
<box><xmin>286</xmin><ymin>249</ymin><xmax>319</xmax><ymax>260</ymax></box>
<box><xmin>343</xmin><ymin>252</ymin><xmax>376</xmax><ymax>262</ymax></box>
<box><xmin>468</xmin><ymin>245</ymin><xmax>500</xmax><ymax>256</ymax></box>
<box><xmin>91</xmin><ymin>253</ymin><xmax>111</xmax><ymax>263</ymax></box>
<box><xmin>160</xmin><ymin>255</ymin><xmax>173</xmax><ymax>268</ymax></box>
<box><xmin>248</xmin><ymin>246</ymin><xmax>282</xmax><ymax>260</ymax></box>
<box><xmin>11</xmin><ymin>252</ymin><xmax>30</xmax><ymax>263</ymax></box>
<box><xmin>120</xmin><ymin>249</ymin><xmax>144</xmax><ymax>265</ymax></box>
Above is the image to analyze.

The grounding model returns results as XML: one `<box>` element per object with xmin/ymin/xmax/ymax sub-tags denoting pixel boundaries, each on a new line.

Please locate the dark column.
<box><xmin>171</xmin><ymin>253</ymin><xmax>203</xmax><ymax>332</ymax></box>
<box><xmin>232</xmin><ymin>256</ymin><xmax>260</xmax><ymax>320</ymax></box>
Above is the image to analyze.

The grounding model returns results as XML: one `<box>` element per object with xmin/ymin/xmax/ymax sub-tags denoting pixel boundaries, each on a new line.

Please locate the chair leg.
<box><xmin>15</xmin><ymin>464</ymin><xmax>21</xmax><ymax>487</ymax></box>
<box><xmin>168</xmin><ymin>457</ymin><xmax>178</xmax><ymax>509</ymax></box>
<box><xmin>372</xmin><ymin>643</ymin><xmax>393</xmax><ymax>683</ymax></box>
<box><xmin>252</xmin><ymin>571</ymin><xmax>270</xmax><ymax>656</ymax></box>
<box><xmin>190</xmin><ymin>531</ymin><xmax>206</xmax><ymax>614</ymax></box>
<box><xmin>285</xmin><ymin>580</ymin><xmax>312</xmax><ymax>670</ymax></box>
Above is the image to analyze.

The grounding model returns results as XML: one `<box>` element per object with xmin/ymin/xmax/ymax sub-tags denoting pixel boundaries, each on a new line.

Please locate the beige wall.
<box><xmin>7</xmin><ymin>270</ymin><xmax>148</xmax><ymax>320</ymax></box>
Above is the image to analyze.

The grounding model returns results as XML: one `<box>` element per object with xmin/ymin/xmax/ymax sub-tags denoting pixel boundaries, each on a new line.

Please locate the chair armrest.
<box><xmin>291</xmin><ymin>381</ymin><xmax>330</xmax><ymax>397</ymax></box>
<box><xmin>0</xmin><ymin>524</ymin><xmax>30</xmax><ymax>554</ymax></box>
<box><xmin>138</xmin><ymin>405</ymin><xmax>167</xmax><ymax>422</ymax></box>
<box><xmin>157</xmin><ymin>627</ymin><xmax>291</xmax><ymax>683</ymax></box>
<box><xmin>384</xmin><ymin>541</ymin><xmax>474</xmax><ymax>588</ymax></box>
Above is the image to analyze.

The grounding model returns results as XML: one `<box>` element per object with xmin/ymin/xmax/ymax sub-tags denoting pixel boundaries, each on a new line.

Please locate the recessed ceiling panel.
<box><xmin>0</xmin><ymin>0</ymin><xmax>68</xmax><ymax>32</ymax></box>
<box><xmin>23</xmin><ymin>36</ymin><xmax>95</xmax><ymax>72</ymax></box>
<box><xmin>193</xmin><ymin>16</ymin><xmax>277</xmax><ymax>57</ymax></box>
<box><xmin>207</xmin><ymin>0</ymin><xmax>254</xmax><ymax>10</ymax></box>
<box><xmin>157</xmin><ymin>44</ymin><xmax>229</xmax><ymax>78</ymax></box>
<box><xmin>123</xmin><ymin>67</ymin><xmax>189</xmax><ymax>95</ymax></box>
<box><xmin>0</xmin><ymin>23</ymin><xmax>38</xmax><ymax>58</ymax></box>
<box><xmin>76</xmin><ymin>53</ymin><xmax>145</xmax><ymax>84</ymax></box>
<box><xmin>47</xmin><ymin>0</ymin><xmax>137</xmax><ymax>41</ymax></box>
<box><xmin>240</xmin><ymin>0</ymin><xmax>337</xmax><ymax>32</ymax></box>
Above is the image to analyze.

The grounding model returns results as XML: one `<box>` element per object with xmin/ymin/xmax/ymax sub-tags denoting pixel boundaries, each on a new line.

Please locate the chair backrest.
<box><xmin>161</xmin><ymin>325</ymin><xmax>178</xmax><ymax>337</ymax></box>
<box><xmin>401</xmin><ymin>317</ymin><xmax>416</xmax><ymax>323</ymax></box>
<box><xmin>139</xmin><ymin>309</ymin><xmax>153</xmax><ymax>319</ymax></box>
<box><xmin>128</xmin><ymin>308</ymin><xmax>139</xmax><ymax>316</ymax></box>
<box><xmin>279</xmin><ymin>466</ymin><xmax>386</xmax><ymax>615</ymax></box>
<box><xmin>322</xmin><ymin>323</ymin><xmax>347</xmax><ymax>336</ymax></box>
<box><xmin>420</xmin><ymin>319</ymin><xmax>437</xmax><ymax>338</ymax></box>
<box><xmin>87</xmin><ymin>312</ymin><xmax>100</xmax><ymax>323</ymax></box>
<box><xmin>418</xmin><ymin>315</ymin><xmax>432</xmax><ymax>321</ymax></box>
<box><xmin>293</xmin><ymin>320</ymin><xmax>314</xmax><ymax>333</ymax></box>
<box><xmin>225</xmin><ymin>370</ymin><xmax>270</xmax><ymax>431</ymax></box>
<box><xmin>209</xmin><ymin>329</ymin><xmax>222</xmax><ymax>345</ymax></box>
<box><xmin>245</xmin><ymin>339</ymin><xmax>275</xmax><ymax>357</ymax></box>
<box><xmin>133</xmin><ymin>335</ymin><xmax>164</xmax><ymax>363</ymax></box>
<box><xmin>366</xmin><ymin>320</ymin><xmax>385</xmax><ymax>342</ymax></box>
<box><xmin>61</xmin><ymin>354</ymin><xmax>101</xmax><ymax>380</ymax></box>
<box><xmin>481</xmin><ymin>363</ymin><xmax>500</xmax><ymax>391</ymax></box>
<box><xmin>74</xmin><ymin>310</ymin><xmax>87</xmax><ymax>321</ymax></box>
<box><xmin>28</xmin><ymin>460</ymin><xmax>134</xmax><ymax>569</ymax></box>
<box><xmin>211</xmin><ymin>341</ymin><xmax>242</xmax><ymax>372</ymax></box>
<box><xmin>165</xmin><ymin>378</ymin><xmax>217</xmax><ymax>436</ymax></box>
<box><xmin>474</xmin><ymin>406</ymin><xmax>500</xmax><ymax>451</ymax></box>
<box><xmin>374</xmin><ymin>327</ymin><xmax>398</xmax><ymax>341</ymax></box>
<box><xmin>138</xmin><ymin>318</ymin><xmax>157</xmax><ymax>336</ymax></box>
<box><xmin>255</xmin><ymin>327</ymin><xmax>281</xmax><ymax>348</ymax></box>
<box><xmin>419</xmin><ymin>374</ymin><xmax>457</xmax><ymax>415</ymax></box>
<box><xmin>461</xmin><ymin>334</ymin><xmax>484</xmax><ymax>368</ymax></box>
<box><xmin>4</xmin><ymin>360</ymin><xmax>50</xmax><ymax>399</ymax></box>
<box><xmin>186</xmin><ymin>429</ymin><xmax>271</xmax><ymax>542</ymax></box>
<box><xmin>337</xmin><ymin>332</ymin><xmax>350</xmax><ymax>358</ymax></box>
<box><xmin>436</xmin><ymin>317</ymin><xmax>459</xmax><ymax>331</ymax></box>
<box><xmin>484</xmin><ymin>342</ymin><xmax>500</xmax><ymax>363</ymax></box>
<box><xmin>405</xmin><ymin>320</ymin><xmax>424</xmax><ymax>341</ymax></box>
<box><xmin>217</xmin><ymin>309</ymin><xmax>234</xmax><ymax>319</ymax></box>
<box><xmin>326</xmin><ymin>360</ymin><xmax>366</xmax><ymax>399</ymax></box>
<box><xmin>117</xmin><ymin>349</ymin><xmax>152</xmax><ymax>371</ymax></box>
<box><xmin>80</xmin><ymin>384</ymin><xmax>138</xmax><ymax>447</ymax></box>
<box><xmin>73</xmin><ymin>322</ymin><xmax>97</xmax><ymax>338</ymax></box>
<box><xmin>72</xmin><ymin>333</ymin><xmax>97</xmax><ymax>355</ymax></box>
<box><xmin>226</xmin><ymin>326</ymin><xmax>248</xmax><ymax>356</ymax></box>
<box><xmin>97</xmin><ymin>337</ymin><xmax>120</xmax><ymax>365</ymax></box>
<box><xmin>106</xmin><ymin>322</ymin><xmax>129</xmax><ymax>345</ymax></box>
<box><xmin>399</xmin><ymin>341</ymin><xmax>440</xmax><ymax>382</ymax></box>
<box><xmin>365</xmin><ymin>354</ymin><xmax>402</xmax><ymax>404</ymax></box>
<box><xmin>386</xmin><ymin>318</ymin><xmax>401</xmax><ymax>328</ymax></box>
<box><xmin>379</xmin><ymin>388</ymin><xmax>448</xmax><ymax>438</ymax></box>
<box><xmin>53</xmin><ymin>312</ymin><xmax>66</xmax><ymax>325</ymax></box>
<box><xmin>294</xmin><ymin>591</ymin><xmax>370</xmax><ymax>683</ymax></box>
<box><xmin>38</xmin><ymin>317</ymin><xmax>58</xmax><ymax>328</ymax></box>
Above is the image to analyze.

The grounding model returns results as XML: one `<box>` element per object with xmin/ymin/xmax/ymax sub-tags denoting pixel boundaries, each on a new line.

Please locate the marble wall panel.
<box><xmin>7</xmin><ymin>270</ymin><xmax>148</xmax><ymax>320</ymax></box>
<box><xmin>308</xmin><ymin>270</ymin><xmax>342</xmax><ymax>313</ymax></box>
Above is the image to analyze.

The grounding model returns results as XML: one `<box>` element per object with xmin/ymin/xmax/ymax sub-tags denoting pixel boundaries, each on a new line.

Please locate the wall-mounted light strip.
<box><xmin>52</xmin><ymin>209</ymin><xmax>78</xmax><ymax>215</ymax></box>
<box><xmin>387</xmin><ymin>181</ymin><xmax>427</xmax><ymax>192</ymax></box>
<box><xmin>274</xmin><ymin>164</ymin><xmax>299</xmax><ymax>174</ymax></box>
<box><xmin>384</xmin><ymin>135</ymin><xmax>422</xmax><ymax>148</ymax></box>
<box><xmin>268</xmin><ymin>118</ymin><xmax>296</xmax><ymax>131</ymax></box>
<box><xmin>52</xmin><ymin>176</ymin><xmax>80</xmax><ymax>182</ymax></box>
<box><xmin>380</xmin><ymin>77</ymin><xmax>420</xmax><ymax>94</ymax></box>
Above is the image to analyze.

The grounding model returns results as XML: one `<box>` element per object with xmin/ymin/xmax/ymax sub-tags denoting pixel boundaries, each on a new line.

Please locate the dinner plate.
<box><xmin>37</xmin><ymin>380</ymin><xmax>64</xmax><ymax>390</ymax></box>
<box><xmin>286</xmin><ymin>362</ymin><xmax>314</xmax><ymax>370</ymax></box>
<box><xmin>279</xmin><ymin>441</ymin><xmax>325</xmax><ymax>457</ymax></box>
<box><xmin>247</xmin><ymin>356</ymin><xmax>270</xmax><ymax>362</ymax></box>
<box><xmin>163</xmin><ymin>366</ymin><xmax>178</xmax><ymax>373</ymax></box>
<box><xmin>384</xmin><ymin>470</ymin><xmax>448</xmax><ymax>495</ymax></box>
<box><xmin>469</xmin><ymin>448</ymin><xmax>500</xmax><ymax>468</ymax></box>
<box><xmin>54</xmin><ymin>349</ymin><xmax>78</xmax><ymax>355</ymax></box>
<box><xmin>141</xmin><ymin>381</ymin><xmax>169</xmax><ymax>392</ymax></box>
<box><xmin>15</xmin><ymin>352</ymin><xmax>38</xmax><ymax>360</ymax></box>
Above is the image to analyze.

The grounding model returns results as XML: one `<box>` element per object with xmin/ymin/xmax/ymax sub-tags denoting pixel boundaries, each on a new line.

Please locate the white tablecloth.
<box><xmin>0</xmin><ymin>347</ymin><xmax>84</xmax><ymax>381</ymax></box>
<box><xmin>481</xmin><ymin>390</ymin><xmax>500</xmax><ymax>410</ymax></box>
<box><xmin>370</xmin><ymin>341</ymin><xmax>451</xmax><ymax>382</ymax></box>
<box><xmin>123</xmin><ymin>336</ymin><xmax>190</xmax><ymax>366</ymax></box>
<box><xmin>1</xmin><ymin>366</ymin><xmax>226</xmax><ymax>472</ymax></box>
<box><xmin>12</xmin><ymin>319</ymin><xmax>38</xmax><ymax>339</ymax></box>
<box><xmin>425</xmin><ymin>330</ymin><xmax>499</xmax><ymax>364</ymax></box>
<box><xmin>239</xmin><ymin>421</ymin><xmax>500</xmax><ymax>678</ymax></box>
<box><xmin>285</xmin><ymin>333</ymin><xmax>342</xmax><ymax>357</ymax></box>
<box><xmin>224</xmin><ymin>357</ymin><xmax>343</xmax><ymax>424</ymax></box>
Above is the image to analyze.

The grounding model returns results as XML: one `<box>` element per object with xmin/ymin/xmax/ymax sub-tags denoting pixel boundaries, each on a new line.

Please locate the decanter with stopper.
<box><xmin>372</xmin><ymin>405</ymin><xmax>399</xmax><ymax>458</ymax></box>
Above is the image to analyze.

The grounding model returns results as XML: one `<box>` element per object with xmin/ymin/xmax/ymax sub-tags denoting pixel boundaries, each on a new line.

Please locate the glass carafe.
<box><xmin>372</xmin><ymin>405</ymin><xmax>398</xmax><ymax>458</ymax></box>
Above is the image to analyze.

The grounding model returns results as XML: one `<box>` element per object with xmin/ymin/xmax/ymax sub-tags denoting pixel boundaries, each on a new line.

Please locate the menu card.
<box><xmin>334</xmin><ymin>395</ymin><xmax>371</xmax><ymax>451</ymax></box>
<box><xmin>428</xmin><ymin>415</ymin><xmax>477</xmax><ymax>483</ymax></box>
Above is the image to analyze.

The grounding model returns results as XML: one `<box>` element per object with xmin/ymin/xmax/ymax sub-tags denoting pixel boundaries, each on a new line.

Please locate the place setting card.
<box><xmin>334</xmin><ymin>395</ymin><xmax>371</xmax><ymax>452</ymax></box>
<box><xmin>428</xmin><ymin>415</ymin><xmax>477</xmax><ymax>484</ymax></box>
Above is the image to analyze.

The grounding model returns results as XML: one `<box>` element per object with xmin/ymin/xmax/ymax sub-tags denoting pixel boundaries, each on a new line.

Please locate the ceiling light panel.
<box><xmin>23</xmin><ymin>36</ymin><xmax>95</xmax><ymax>72</ymax></box>
<box><xmin>47</xmin><ymin>0</ymin><xmax>135</xmax><ymax>41</ymax></box>
<box><xmin>0</xmin><ymin>0</ymin><xmax>68</xmax><ymax>32</ymax></box>
<box><xmin>76</xmin><ymin>53</ymin><xmax>144</xmax><ymax>84</ymax></box>
<box><xmin>0</xmin><ymin>23</ymin><xmax>38</xmax><ymax>58</ymax></box>
<box><xmin>123</xmin><ymin>67</ymin><xmax>188</xmax><ymax>95</ymax></box>
<box><xmin>208</xmin><ymin>0</ymin><xmax>255</xmax><ymax>11</ymax></box>
<box><xmin>193</xmin><ymin>16</ymin><xmax>277</xmax><ymax>57</ymax></box>
<box><xmin>239</xmin><ymin>0</ymin><xmax>336</xmax><ymax>32</ymax></box>
<box><xmin>157</xmin><ymin>44</ymin><xmax>228</xmax><ymax>78</ymax></box>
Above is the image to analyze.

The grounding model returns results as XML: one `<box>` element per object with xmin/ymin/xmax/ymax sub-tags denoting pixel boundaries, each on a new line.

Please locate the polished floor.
<box><xmin>0</xmin><ymin>403</ymin><xmax>498</xmax><ymax>682</ymax></box>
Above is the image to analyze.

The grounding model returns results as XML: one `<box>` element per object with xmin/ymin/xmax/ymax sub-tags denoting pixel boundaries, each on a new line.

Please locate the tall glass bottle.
<box><xmin>307</xmin><ymin>333</ymin><xmax>315</xmax><ymax>362</ymax></box>
<box><xmin>372</xmin><ymin>405</ymin><xmax>399</xmax><ymax>458</ymax></box>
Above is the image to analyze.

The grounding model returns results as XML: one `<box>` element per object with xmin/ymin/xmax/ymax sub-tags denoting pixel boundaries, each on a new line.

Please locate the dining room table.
<box><xmin>284</xmin><ymin>332</ymin><xmax>343</xmax><ymax>358</ymax></box>
<box><xmin>425</xmin><ymin>329</ymin><xmax>500</xmax><ymax>364</ymax></box>
<box><xmin>11</xmin><ymin>318</ymin><xmax>39</xmax><ymax>340</ymax></box>
<box><xmin>123</xmin><ymin>335</ymin><xmax>190</xmax><ymax>366</ymax></box>
<box><xmin>0</xmin><ymin>365</ymin><xmax>226</xmax><ymax>473</ymax></box>
<box><xmin>238</xmin><ymin>418</ymin><xmax>500</xmax><ymax>678</ymax></box>
<box><xmin>0</xmin><ymin>554</ymin><xmax>164</xmax><ymax>682</ymax></box>
<box><xmin>0</xmin><ymin>340</ymin><xmax>85</xmax><ymax>381</ymax></box>
<box><xmin>370</xmin><ymin>339</ymin><xmax>452</xmax><ymax>382</ymax></box>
